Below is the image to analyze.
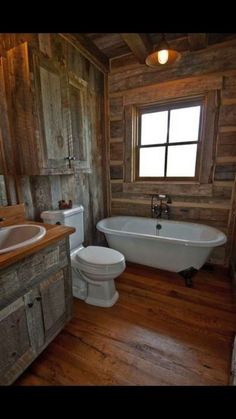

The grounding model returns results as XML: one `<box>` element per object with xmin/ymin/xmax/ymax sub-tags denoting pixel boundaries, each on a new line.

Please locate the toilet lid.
<box><xmin>76</xmin><ymin>246</ymin><xmax>125</xmax><ymax>266</ymax></box>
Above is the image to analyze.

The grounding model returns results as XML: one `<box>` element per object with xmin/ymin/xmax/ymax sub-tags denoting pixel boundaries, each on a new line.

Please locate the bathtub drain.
<box><xmin>156</xmin><ymin>223</ymin><xmax>162</xmax><ymax>236</ymax></box>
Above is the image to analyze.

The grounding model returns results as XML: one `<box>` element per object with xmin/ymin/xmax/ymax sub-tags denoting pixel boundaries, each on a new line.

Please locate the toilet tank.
<box><xmin>41</xmin><ymin>205</ymin><xmax>84</xmax><ymax>251</ymax></box>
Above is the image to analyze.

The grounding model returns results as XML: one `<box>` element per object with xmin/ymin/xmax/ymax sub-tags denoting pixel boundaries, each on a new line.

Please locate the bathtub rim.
<box><xmin>96</xmin><ymin>216</ymin><xmax>227</xmax><ymax>248</ymax></box>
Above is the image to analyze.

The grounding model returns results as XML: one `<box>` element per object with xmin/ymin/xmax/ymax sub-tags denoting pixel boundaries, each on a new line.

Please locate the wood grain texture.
<box><xmin>59</xmin><ymin>33</ymin><xmax>109</xmax><ymax>74</ymax></box>
<box><xmin>108</xmin><ymin>47</ymin><xmax>236</xmax><ymax>266</ymax></box>
<box><xmin>120</xmin><ymin>34</ymin><xmax>152</xmax><ymax>64</ymax></box>
<box><xmin>15</xmin><ymin>263</ymin><xmax>236</xmax><ymax>386</ymax></box>
<box><xmin>0</xmin><ymin>33</ymin><xmax>107</xmax><ymax>249</ymax></box>
<box><xmin>0</xmin><ymin>220</ymin><xmax>74</xmax><ymax>270</ymax></box>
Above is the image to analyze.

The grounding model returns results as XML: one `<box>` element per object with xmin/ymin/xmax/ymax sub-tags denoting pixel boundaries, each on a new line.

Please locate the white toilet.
<box><xmin>41</xmin><ymin>206</ymin><xmax>125</xmax><ymax>307</ymax></box>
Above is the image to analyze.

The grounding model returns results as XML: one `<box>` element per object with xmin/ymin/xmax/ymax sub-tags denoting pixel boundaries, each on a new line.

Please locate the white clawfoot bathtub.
<box><xmin>96</xmin><ymin>216</ymin><xmax>227</xmax><ymax>273</ymax></box>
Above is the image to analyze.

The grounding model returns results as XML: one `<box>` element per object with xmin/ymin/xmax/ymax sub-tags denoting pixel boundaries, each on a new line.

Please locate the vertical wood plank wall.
<box><xmin>0</xmin><ymin>33</ymin><xmax>108</xmax><ymax>246</ymax></box>
<box><xmin>108</xmin><ymin>41</ymin><xmax>236</xmax><ymax>266</ymax></box>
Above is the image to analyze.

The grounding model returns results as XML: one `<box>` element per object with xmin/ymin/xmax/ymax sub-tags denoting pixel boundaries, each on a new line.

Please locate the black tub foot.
<box><xmin>179</xmin><ymin>267</ymin><xmax>198</xmax><ymax>288</ymax></box>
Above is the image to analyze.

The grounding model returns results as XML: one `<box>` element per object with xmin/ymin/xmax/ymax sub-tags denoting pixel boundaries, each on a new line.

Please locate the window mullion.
<box><xmin>164</xmin><ymin>109</ymin><xmax>171</xmax><ymax>177</ymax></box>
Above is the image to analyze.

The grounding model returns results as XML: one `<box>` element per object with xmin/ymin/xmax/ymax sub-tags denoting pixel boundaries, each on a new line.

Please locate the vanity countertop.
<box><xmin>0</xmin><ymin>221</ymin><xmax>75</xmax><ymax>269</ymax></box>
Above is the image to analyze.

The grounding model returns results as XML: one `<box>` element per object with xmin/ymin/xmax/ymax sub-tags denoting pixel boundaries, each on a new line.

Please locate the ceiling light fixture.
<box><xmin>145</xmin><ymin>33</ymin><xmax>181</xmax><ymax>67</ymax></box>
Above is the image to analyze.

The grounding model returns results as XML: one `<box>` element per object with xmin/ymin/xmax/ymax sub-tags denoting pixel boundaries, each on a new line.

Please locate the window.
<box><xmin>137</xmin><ymin>99</ymin><xmax>203</xmax><ymax>180</ymax></box>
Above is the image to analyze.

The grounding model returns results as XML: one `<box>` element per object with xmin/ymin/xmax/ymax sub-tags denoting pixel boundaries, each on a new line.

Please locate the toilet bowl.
<box><xmin>71</xmin><ymin>246</ymin><xmax>125</xmax><ymax>307</ymax></box>
<box><xmin>41</xmin><ymin>206</ymin><xmax>126</xmax><ymax>307</ymax></box>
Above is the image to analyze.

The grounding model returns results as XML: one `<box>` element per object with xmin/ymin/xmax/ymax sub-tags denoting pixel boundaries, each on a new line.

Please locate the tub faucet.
<box><xmin>151</xmin><ymin>194</ymin><xmax>172</xmax><ymax>219</ymax></box>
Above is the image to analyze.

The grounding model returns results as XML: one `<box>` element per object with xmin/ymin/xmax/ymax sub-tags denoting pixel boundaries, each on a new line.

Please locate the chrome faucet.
<box><xmin>151</xmin><ymin>194</ymin><xmax>172</xmax><ymax>219</ymax></box>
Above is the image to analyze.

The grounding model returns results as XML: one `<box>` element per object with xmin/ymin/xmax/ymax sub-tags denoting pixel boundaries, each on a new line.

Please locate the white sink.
<box><xmin>0</xmin><ymin>224</ymin><xmax>46</xmax><ymax>254</ymax></box>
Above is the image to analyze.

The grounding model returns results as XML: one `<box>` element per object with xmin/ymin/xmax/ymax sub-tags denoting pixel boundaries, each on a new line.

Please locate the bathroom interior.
<box><xmin>1</xmin><ymin>32</ymin><xmax>236</xmax><ymax>387</ymax></box>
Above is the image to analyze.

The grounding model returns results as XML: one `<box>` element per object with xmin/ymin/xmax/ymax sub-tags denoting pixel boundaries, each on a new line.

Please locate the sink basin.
<box><xmin>0</xmin><ymin>224</ymin><xmax>46</xmax><ymax>254</ymax></box>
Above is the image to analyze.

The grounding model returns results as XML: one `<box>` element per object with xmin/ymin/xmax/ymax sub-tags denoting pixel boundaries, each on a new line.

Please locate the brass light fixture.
<box><xmin>145</xmin><ymin>33</ymin><xmax>181</xmax><ymax>67</ymax></box>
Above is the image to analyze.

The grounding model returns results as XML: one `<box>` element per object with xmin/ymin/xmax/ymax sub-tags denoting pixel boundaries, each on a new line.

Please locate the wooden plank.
<box><xmin>111</xmin><ymin>183</ymin><xmax>123</xmax><ymax>194</ymax></box>
<box><xmin>6</xmin><ymin>42</ymin><xmax>41</xmax><ymax>175</ymax></box>
<box><xmin>124</xmin><ymin>105</ymin><xmax>137</xmax><ymax>183</ymax></box>
<box><xmin>199</xmin><ymin>90</ymin><xmax>219</xmax><ymax>184</ymax></box>
<box><xmin>121</xmin><ymin>74</ymin><xmax>223</xmax><ymax>106</ymax></box>
<box><xmin>110</xmin><ymin>120</ymin><xmax>124</xmax><ymax>138</ymax></box>
<box><xmin>59</xmin><ymin>33</ymin><xmax>109</xmax><ymax>74</ymax></box>
<box><xmin>214</xmin><ymin>164</ymin><xmax>236</xmax><ymax>181</ymax></box>
<box><xmin>110</xmin><ymin>142</ymin><xmax>124</xmax><ymax>161</ymax></box>
<box><xmin>123</xmin><ymin>182</ymin><xmax>213</xmax><ymax>196</ymax></box>
<box><xmin>0</xmin><ymin>57</ymin><xmax>16</xmax><ymax>176</ymax></box>
<box><xmin>111</xmin><ymin>197</ymin><xmax>231</xmax><ymax>210</ymax></box>
<box><xmin>219</xmin><ymin>104</ymin><xmax>236</xmax><ymax>126</ymax></box>
<box><xmin>221</xmin><ymin>89</ymin><xmax>236</xmax><ymax>105</ymax></box>
<box><xmin>110</xmin><ymin>160</ymin><xmax>123</xmax><ymax>165</ymax></box>
<box><xmin>214</xmin><ymin>181</ymin><xmax>234</xmax><ymax>187</ymax></box>
<box><xmin>230</xmin><ymin>335</ymin><xmax>236</xmax><ymax>385</ymax></box>
<box><xmin>15</xmin><ymin>264</ymin><xmax>236</xmax><ymax>386</ymax></box>
<box><xmin>0</xmin><ymin>203</ymin><xmax>25</xmax><ymax>226</ymax></box>
<box><xmin>109</xmin><ymin>96</ymin><xmax>124</xmax><ymax>119</ymax></box>
<box><xmin>110</xmin><ymin>137</ymin><xmax>123</xmax><ymax>143</ymax></box>
<box><xmin>187</xmin><ymin>33</ymin><xmax>208</xmax><ymax>51</ymax></box>
<box><xmin>40</xmin><ymin>271</ymin><xmax>66</xmax><ymax>333</ymax></box>
<box><xmin>216</xmin><ymin>157</ymin><xmax>236</xmax><ymax>164</ymax></box>
<box><xmin>219</xmin><ymin>126</ymin><xmax>236</xmax><ymax>133</ymax></box>
<box><xmin>109</xmin><ymin>41</ymin><xmax>236</xmax><ymax>93</ymax></box>
<box><xmin>110</xmin><ymin>166</ymin><xmax>123</xmax><ymax>180</ymax></box>
<box><xmin>120</xmin><ymin>33</ymin><xmax>153</xmax><ymax>64</ymax></box>
<box><xmin>38</xmin><ymin>34</ymin><xmax>52</xmax><ymax>57</ymax></box>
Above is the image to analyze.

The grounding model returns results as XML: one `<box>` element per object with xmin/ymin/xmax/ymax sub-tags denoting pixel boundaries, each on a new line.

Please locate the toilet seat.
<box><xmin>71</xmin><ymin>246</ymin><xmax>125</xmax><ymax>279</ymax></box>
<box><xmin>76</xmin><ymin>246</ymin><xmax>125</xmax><ymax>266</ymax></box>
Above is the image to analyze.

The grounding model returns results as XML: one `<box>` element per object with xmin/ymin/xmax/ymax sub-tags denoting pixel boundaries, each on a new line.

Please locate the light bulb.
<box><xmin>157</xmin><ymin>49</ymin><xmax>169</xmax><ymax>65</ymax></box>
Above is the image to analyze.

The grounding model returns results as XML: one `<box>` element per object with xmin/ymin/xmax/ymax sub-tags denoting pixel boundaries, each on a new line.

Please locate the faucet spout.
<box><xmin>151</xmin><ymin>194</ymin><xmax>171</xmax><ymax>219</ymax></box>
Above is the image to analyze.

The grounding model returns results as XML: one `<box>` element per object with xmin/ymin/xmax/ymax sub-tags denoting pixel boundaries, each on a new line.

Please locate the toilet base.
<box><xmin>84</xmin><ymin>276</ymin><xmax>119</xmax><ymax>307</ymax></box>
<box><xmin>85</xmin><ymin>290</ymin><xmax>119</xmax><ymax>307</ymax></box>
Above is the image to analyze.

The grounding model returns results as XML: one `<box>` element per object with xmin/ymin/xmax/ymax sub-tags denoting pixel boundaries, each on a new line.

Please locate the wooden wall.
<box><xmin>0</xmin><ymin>33</ymin><xmax>108</xmax><ymax>245</ymax></box>
<box><xmin>108</xmin><ymin>40</ymin><xmax>236</xmax><ymax>266</ymax></box>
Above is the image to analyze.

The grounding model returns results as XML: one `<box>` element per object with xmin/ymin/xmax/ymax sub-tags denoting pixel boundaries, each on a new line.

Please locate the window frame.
<box><xmin>136</xmin><ymin>97</ymin><xmax>205</xmax><ymax>182</ymax></box>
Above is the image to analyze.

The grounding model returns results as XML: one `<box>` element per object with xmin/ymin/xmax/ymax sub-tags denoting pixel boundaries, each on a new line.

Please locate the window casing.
<box><xmin>136</xmin><ymin>98</ymin><xmax>204</xmax><ymax>181</ymax></box>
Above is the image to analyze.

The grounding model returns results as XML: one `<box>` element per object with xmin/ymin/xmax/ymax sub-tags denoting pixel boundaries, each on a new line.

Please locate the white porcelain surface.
<box><xmin>41</xmin><ymin>207</ymin><xmax>125</xmax><ymax>307</ymax></box>
<box><xmin>0</xmin><ymin>224</ymin><xmax>46</xmax><ymax>254</ymax></box>
<box><xmin>41</xmin><ymin>206</ymin><xmax>84</xmax><ymax>252</ymax></box>
<box><xmin>96</xmin><ymin>216</ymin><xmax>227</xmax><ymax>272</ymax></box>
<box><xmin>76</xmin><ymin>245</ymin><xmax>125</xmax><ymax>266</ymax></box>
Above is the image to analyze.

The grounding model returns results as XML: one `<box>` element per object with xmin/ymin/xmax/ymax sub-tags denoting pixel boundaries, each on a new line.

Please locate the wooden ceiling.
<box><xmin>65</xmin><ymin>33</ymin><xmax>236</xmax><ymax>73</ymax></box>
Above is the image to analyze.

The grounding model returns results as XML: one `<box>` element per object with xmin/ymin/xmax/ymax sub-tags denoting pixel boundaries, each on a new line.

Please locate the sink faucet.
<box><xmin>151</xmin><ymin>194</ymin><xmax>172</xmax><ymax>219</ymax></box>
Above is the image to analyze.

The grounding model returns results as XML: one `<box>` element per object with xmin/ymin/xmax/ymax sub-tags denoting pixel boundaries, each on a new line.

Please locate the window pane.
<box><xmin>141</xmin><ymin>111</ymin><xmax>168</xmax><ymax>145</ymax></box>
<box><xmin>169</xmin><ymin>106</ymin><xmax>201</xmax><ymax>143</ymax></box>
<box><xmin>139</xmin><ymin>147</ymin><xmax>165</xmax><ymax>177</ymax></box>
<box><xmin>167</xmin><ymin>144</ymin><xmax>197</xmax><ymax>177</ymax></box>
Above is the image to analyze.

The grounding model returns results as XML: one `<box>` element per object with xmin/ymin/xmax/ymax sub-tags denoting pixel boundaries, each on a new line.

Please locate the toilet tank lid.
<box><xmin>41</xmin><ymin>205</ymin><xmax>84</xmax><ymax>218</ymax></box>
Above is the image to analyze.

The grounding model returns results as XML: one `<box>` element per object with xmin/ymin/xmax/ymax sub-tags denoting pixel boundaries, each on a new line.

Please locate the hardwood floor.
<box><xmin>15</xmin><ymin>263</ymin><xmax>236</xmax><ymax>386</ymax></box>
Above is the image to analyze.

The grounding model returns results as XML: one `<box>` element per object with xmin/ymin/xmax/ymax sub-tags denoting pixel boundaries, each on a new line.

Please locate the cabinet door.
<box><xmin>68</xmin><ymin>72</ymin><xmax>91</xmax><ymax>171</ymax></box>
<box><xmin>0</xmin><ymin>291</ymin><xmax>43</xmax><ymax>385</ymax></box>
<box><xmin>34</xmin><ymin>53</ymin><xmax>72</xmax><ymax>173</ymax></box>
<box><xmin>39</xmin><ymin>270</ymin><xmax>67</xmax><ymax>342</ymax></box>
<box><xmin>6</xmin><ymin>42</ymin><xmax>73</xmax><ymax>175</ymax></box>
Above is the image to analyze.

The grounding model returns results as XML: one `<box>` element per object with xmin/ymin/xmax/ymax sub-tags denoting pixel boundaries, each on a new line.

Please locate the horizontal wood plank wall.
<box><xmin>108</xmin><ymin>43</ymin><xmax>236</xmax><ymax>266</ymax></box>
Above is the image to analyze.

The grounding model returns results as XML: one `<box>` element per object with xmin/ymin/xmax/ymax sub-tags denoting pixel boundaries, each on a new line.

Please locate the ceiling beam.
<box><xmin>59</xmin><ymin>33</ymin><xmax>110</xmax><ymax>73</ymax></box>
<box><xmin>120</xmin><ymin>33</ymin><xmax>153</xmax><ymax>64</ymax></box>
<box><xmin>187</xmin><ymin>33</ymin><xmax>208</xmax><ymax>51</ymax></box>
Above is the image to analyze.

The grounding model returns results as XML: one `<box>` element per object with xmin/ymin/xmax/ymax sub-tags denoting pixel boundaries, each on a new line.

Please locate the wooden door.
<box><xmin>68</xmin><ymin>72</ymin><xmax>91</xmax><ymax>171</ymax></box>
<box><xmin>0</xmin><ymin>290</ymin><xmax>43</xmax><ymax>385</ymax></box>
<box><xmin>6</xmin><ymin>42</ymin><xmax>73</xmax><ymax>175</ymax></box>
<box><xmin>39</xmin><ymin>270</ymin><xmax>67</xmax><ymax>342</ymax></box>
<box><xmin>34</xmin><ymin>53</ymin><xmax>72</xmax><ymax>172</ymax></box>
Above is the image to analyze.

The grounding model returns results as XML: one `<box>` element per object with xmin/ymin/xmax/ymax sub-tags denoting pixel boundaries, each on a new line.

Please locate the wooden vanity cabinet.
<box><xmin>0</xmin><ymin>239</ymin><xmax>72</xmax><ymax>385</ymax></box>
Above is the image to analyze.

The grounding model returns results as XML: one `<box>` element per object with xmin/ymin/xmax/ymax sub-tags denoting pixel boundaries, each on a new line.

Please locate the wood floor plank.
<box><xmin>15</xmin><ymin>263</ymin><xmax>236</xmax><ymax>386</ymax></box>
